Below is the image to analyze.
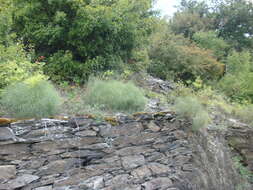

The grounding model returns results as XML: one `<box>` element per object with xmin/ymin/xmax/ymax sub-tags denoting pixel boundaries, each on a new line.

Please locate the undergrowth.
<box><xmin>0</xmin><ymin>76</ymin><xmax>62</xmax><ymax>118</ymax></box>
<box><xmin>85</xmin><ymin>79</ymin><xmax>147</xmax><ymax>113</ymax></box>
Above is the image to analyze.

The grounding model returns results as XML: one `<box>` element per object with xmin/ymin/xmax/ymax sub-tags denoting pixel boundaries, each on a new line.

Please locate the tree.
<box><xmin>213</xmin><ymin>0</ymin><xmax>253</xmax><ymax>50</ymax></box>
<box><xmin>0</xmin><ymin>0</ymin><xmax>13</xmax><ymax>46</ymax></box>
<box><xmin>171</xmin><ymin>0</ymin><xmax>213</xmax><ymax>39</ymax></box>
<box><xmin>12</xmin><ymin>0</ymin><xmax>153</xmax><ymax>83</ymax></box>
<box><xmin>193</xmin><ymin>31</ymin><xmax>230</xmax><ymax>60</ymax></box>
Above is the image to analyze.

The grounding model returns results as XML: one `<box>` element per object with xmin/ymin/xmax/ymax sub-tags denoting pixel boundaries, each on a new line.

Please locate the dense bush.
<box><xmin>12</xmin><ymin>0</ymin><xmax>153</xmax><ymax>83</ymax></box>
<box><xmin>0</xmin><ymin>0</ymin><xmax>13</xmax><ymax>46</ymax></box>
<box><xmin>193</xmin><ymin>31</ymin><xmax>230</xmax><ymax>60</ymax></box>
<box><xmin>218</xmin><ymin>51</ymin><xmax>253</xmax><ymax>102</ymax></box>
<box><xmin>85</xmin><ymin>79</ymin><xmax>147</xmax><ymax>112</ymax></box>
<box><xmin>174</xmin><ymin>96</ymin><xmax>210</xmax><ymax>131</ymax></box>
<box><xmin>148</xmin><ymin>32</ymin><xmax>224</xmax><ymax>82</ymax></box>
<box><xmin>0</xmin><ymin>44</ymin><xmax>45</xmax><ymax>89</ymax></box>
<box><xmin>0</xmin><ymin>75</ymin><xmax>62</xmax><ymax>118</ymax></box>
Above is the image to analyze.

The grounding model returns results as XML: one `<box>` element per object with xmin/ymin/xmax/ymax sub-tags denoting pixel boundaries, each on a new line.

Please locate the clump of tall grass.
<box><xmin>0</xmin><ymin>75</ymin><xmax>62</xmax><ymax>118</ymax></box>
<box><xmin>85</xmin><ymin>79</ymin><xmax>147</xmax><ymax>113</ymax></box>
<box><xmin>174</xmin><ymin>96</ymin><xmax>210</xmax><ymax>131</ymax></box>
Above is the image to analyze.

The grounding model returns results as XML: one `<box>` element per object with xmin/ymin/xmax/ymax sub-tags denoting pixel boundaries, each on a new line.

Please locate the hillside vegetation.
<box><xmin>0</xmin><ymin>0</ymin><xmax>253</xmax><ymax>126</ymax></box>
<box><xmin>0</xmin><ymin>0</ymin><xmax>253</xmax><ymax>186</ymax></box>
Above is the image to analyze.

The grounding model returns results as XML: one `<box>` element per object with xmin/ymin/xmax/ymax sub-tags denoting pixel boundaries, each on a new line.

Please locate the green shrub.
<box><xmin>233</xmin><ymin>104</ymin><xmax>253</xmax><ymax>125</ymax></box>
<box><xmin>45</xmin><ymin>50</ymin><xmax>124</xmax><ymax>84</ymax></box>
<box><xmin>148</xmin><ymin>32</ymin><xmax>224</xmax><ymax>82</ymax></box>
<box><xmin>0</xmin><ymin>44</ymin><xmax>44</xmax><ymax>89</ymax></box>
<box><xmin>193</xmin><ymin>31</ymin><xmax>230</xmax><ymax>60</ymax></box>
<box><xmin>218</xmin><ymin>51</ymin><xmax>253</xmax><ymax>102</ymax></box>
<box><xmin>12</xmin><ymin>0</ymin><xmax>152</xmax><ymax>83</ymax></box>
<box><xmin>174</xmin><ymin>96</ymin><xmax>210</xmax><ymax>131</ymax></box>
<box><xmin>85</xmin><ymin>79</ymin><xmax>147</xmax><ymax>112</ymax></box>
<box><xmin>0</xmin><ymin>75</ymin><xmax>62</xmax><ymax>118</ymax></box>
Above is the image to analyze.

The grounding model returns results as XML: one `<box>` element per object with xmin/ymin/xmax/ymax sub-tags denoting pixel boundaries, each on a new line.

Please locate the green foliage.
<box><xmin>0</xmin><ymin>44</ymin><xmax>44</xmax><ymax>89</ymax></box>
<box><xmin>85</xmin><ymin>79</ymin><xmax>147</xmax><ymax>112</ymax></box>
<box><xmin>193</xmin><ymin>31</ymin><xmax>230</xmax><ymax>59</ymax></box>
<box><xmin>12</xmin><ymin>0</ymin><xmax>153</xmax><ymax>83</ymax></box>
<box><xmin>0</xmin><ymin>0</ymin><xmax>13</xmax><ymax>46</ymax></box>
<box><xmin>233</xmin><ymin>156</ymin><xmax>253</xmax><ymax>184</ymax></box>
<box><xmin>233</xmin><ymin>104</ymin><xmax>253</xmax><ymax>125</ymax></box>
<box><xmin>171</xmin><ymin>11</ymin><xmax>211</xmax><ymax>39</ymax></box>
<box><xmin>174</xmin><ymin>96</ymin><xmax>210</xmax><ymax>131</ymax></box>
<box><xmin>214</xmin><ymin>0</ymin><xmax>253</xmax><ymax>50</ymax></box>
<box><xmin>218</xmin><ymin>51</ymin><xmax>253</xmax><ymax>102</ymax></box>
<box><xmin>0</xmin><ymin>76</ymin><xmax>62</xmax><ymax>118</ymax></box>
<box><xmin>148</xmin><ymin>31</ymin><xmax>224</xmax><ymax>82</ymax></box>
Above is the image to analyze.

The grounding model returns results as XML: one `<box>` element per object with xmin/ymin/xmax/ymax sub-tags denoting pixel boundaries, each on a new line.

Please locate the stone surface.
<box><xmin>75</xmin><ymin>130</ymin><xmax>97</xmax><ymax>137</ymax></box>
<box><xmin>0</xmin><ymin>112</ymin><xmax>251</xmax><ymax>190</ymax></box>
<box><xmin>0</xmin><ymin>165</ymin><xmax>16</xmax><ymax>181</ymax></box>
<box><xmin>147</xmin><ymin>121</ymin><xmax>160</xmax><ymax>132</ymax></box>
<box><xmin>34</xmin><ymin>186</ymin><xmax>53</xmax><ymax>190</ymax></box>
<box><xmin>142</xmin><ymin>177</ymin><xmax>173</xmax><ymax>190</ymax></box>
<box><xmin>122</xmin><ymin>155</ymin><xmax>146</xmax><ymax>170</ymax></box>
<box><xmin>0</xmin><ymin>127</ymin><xmax>16</xmax><ymax>141</ymax></box>
<box><xmin>2</xmin><ymin>174</ymin><xmax>39</xmax><ymax>189</ymax></box>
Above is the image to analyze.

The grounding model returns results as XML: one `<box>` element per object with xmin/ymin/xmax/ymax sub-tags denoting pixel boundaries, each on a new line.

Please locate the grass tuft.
<box><xmin>85</xmin><ymin>79</ymin><xmax>147</xmax><ymax>113</ymax></box>
<box><xmin>0</xmin><ymin>79</ymin><xmax>62</xmax><ymax>118</ymax></box>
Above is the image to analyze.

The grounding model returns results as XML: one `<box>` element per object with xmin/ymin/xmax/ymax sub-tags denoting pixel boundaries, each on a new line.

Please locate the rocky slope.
<box><xmin>0</xmin><ymin>76</ymin><xmax>252</xmax><ymax>190</ymax></box>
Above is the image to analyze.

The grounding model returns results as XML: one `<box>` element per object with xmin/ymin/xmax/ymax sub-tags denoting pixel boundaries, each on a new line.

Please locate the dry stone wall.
<box><xmin>0</xmin><ymin>112</ymin><xmax>246</xmax><ymax>190</ymax></box>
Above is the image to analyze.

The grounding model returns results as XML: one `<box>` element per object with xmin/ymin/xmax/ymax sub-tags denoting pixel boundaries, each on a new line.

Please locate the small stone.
<box><xmin>131</xmin><ymin>165</ymin><xmax>152</xmax><ymax>179</ymax></box>
<box><xmin>0</xmin><ymin>127</ymin><xmax>16</xmax><ymax>141</ymax></box>
<box><xmin>38</xmin><ymin>159</ymin><xmax>78</xmax><ymax>175</ymax></box>
<box><xmin>141</xmin><ymin>177</ymin><xmax>172</xmax><ymax>190</ymax></box>
<box><xmin>0</xmin><ymin>165</ymin><xmax>16</xmax><ymax>181</ymax></box>
<box><xmin>81</xmin><ymin>176</ymin><xmax>104</xmax><ymax>189</ymax></box>
<box><xmin>5</xmin><ymin>174</ymin><xmax>39</xmax><ymax>189</ymax></box>
<box><xmin>34</xmin><ymin>186</ymin><xmax>53</xmax><ymax>190</ymax></box>
<box><xmin>147</xmin><ymin>163</ymin><xmax>170</xmax><ymax>175</ymax></box>
<box><xmin>147</xmin><ymin>121</ymin><xmax>160</xmax><ymax>132</ymax></box>
<box><xmin>182</xmin><ymin>164</ymin><xmax>193</xmax><ymax>171</ymax></box>
<box><xmin>122</xmin><ymin>155</ymin><xmax>145</xmax><ymax>170</ymax></box>
<box><xmin>76</xmin><ymin>130</ymin><xmax>97</xmax><ymax>137</ymax></box>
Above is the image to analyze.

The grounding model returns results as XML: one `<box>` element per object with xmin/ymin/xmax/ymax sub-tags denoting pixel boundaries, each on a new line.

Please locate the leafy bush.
<box><xmin>233</xmin><ymin>104</ymin><xmax>253</xmax><ymax>125</ymax></box>
<box><xmin>0</xmin><ymin>75</ymin><xmax>62</xmax><ymax>118</ymax></box>
<box><xmin>0</xmin><ymin>0</ymin><xmax>13</xmax><ymax>46</ymax></box>
<box><xmin>85</xmin><ymin>79</ymin><xmax>147</xmax><ymax>112</ymax></box>
<box><xmin>193</xmin><ymin>31</ymin><xmax>230</xmax><ymax>60</ymax></box>
<box><xmin>12</xmin><ymin>0</ymin><xmax>153</xmax><ymax>83</ymax></box>
<box><xmin>174</xmin><ymin>96</ymin><xmax>210</xmax><ymax>131</ymax></box>
<box><xmin>148</xmin><ymin>32</ymin><xmax>224</xmax><ymax>82</ymax></box>
<box><xmin>46</xmin><ymin>51</ymin><xmax>124</xmax><ymax>84</ymax></box>
<box><xmin>171</xmin><ymin>11</ymin><xmax>211</xmax><ymax>38</ymax></box>
<box><xmin>218</xmin><ymin>51</ymin><xmax>253</xmax><ymax>102</ymax></box>
<box><xmin>0</xmin><ymin>44</ymin><xmax>44</xmax><ymax>89</ymax></box>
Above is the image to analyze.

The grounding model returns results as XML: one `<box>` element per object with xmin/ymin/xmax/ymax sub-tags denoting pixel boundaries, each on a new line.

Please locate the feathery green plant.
<box><xmin>0</xmin><ymin>76</ymin><xmax>62</xmax><ymax>118</ymax></box>
<box><xmin>85</xmin><ymin>79</ymin><xmax>147</xmax><ymax>113</ymax></box>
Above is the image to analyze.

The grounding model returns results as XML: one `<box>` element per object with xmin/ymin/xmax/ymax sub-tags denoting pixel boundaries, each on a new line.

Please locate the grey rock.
<box><xmin>34</xmin><ymin>186</ymin><xmax>53</xmax><ymax>190</ymax></box>
<box><xmin>131</xmin><ymin>165</ymin><xmax>152</xmax><ymax>179</ymax></box>
<box><xmin>147</xmin><ymin>121</ymin><xmax>160</xmax><ymax>132</ymax></box>
<box><xmin>75</xmin><ymin>130</ymin><xmax>97</xmax><ymax>137</ymax></box>
<box><xmin>122</xmin><ymin>155</ymin><xmax>145</xmax><ymax>170</ymax></box>
<box><xmin>81</xmin><ymin>176</ymin><xmax>104</xmax><ymax>189</ymax></box>
<box><xmin>100</xmin><ymin>122</ymin><xmax>143</xmax><ymax>137</ymax></box>
<box><xmin>0</xmin><ymin>127</ymin><xmax>16</xmax><ymax>141</ymax></box>
<box><xmin>147</xmin><ymin>163</ymin><xmax>170</xmax><ymax>175</ymax></box>
<box><xmin>38</xmin><ymin>159</ymin><xmax>79</xmax><ymax>175</ymax></box>
<box><xmin>0</xmin><ymin>165</ymin><xmax>16</xmax><ymax>182</ymax></box>
<box><xmin>141</xmin><ymin>177</ymin><xmax>173</xmax><ymax>190</ymax></box>
<box><xmin>2</xmin><ymin>174</ymin><xmax>39</xmax><ymax>189</ymax></box>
